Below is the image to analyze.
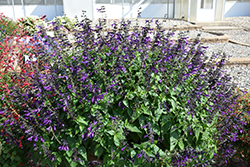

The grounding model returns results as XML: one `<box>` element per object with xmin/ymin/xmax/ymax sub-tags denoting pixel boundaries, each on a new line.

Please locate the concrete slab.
<box><xmin>202</xmin><ymin>26</ymin><xmax>242</xmax><ymax>31</ymax></box>
<box><xmin>171</xmin><ymin>34</ymin><xmax>230</xmax><ymax>43</ymax></box>
<box><xmin>190</xmin><ymin>21</ymin><xmax>232</xmax><ymax>26</ymax></box>
<box><xmin>226</xmin><ymin>57</ymin><xmax>250</xmax><ymax>66</ymax></box>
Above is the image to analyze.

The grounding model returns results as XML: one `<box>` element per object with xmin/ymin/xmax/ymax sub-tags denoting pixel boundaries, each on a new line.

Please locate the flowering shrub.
<box><xmin>228</xmin><ymin>88</ymin><xmax>250</xmax><ymax>163</ymax></box>
<box><xmin>0</xmin><ymin>19</ymin><xmax>44</xmax><ymax>166</ymax></box>
<box><xmin>0</xmin><ymin>12</ymin><xmax>247</xmax><ymax>166</ymax></box>
<box><xmin>0</xmin><ymin>13</ymin><xmax>21</xmax><ymax>43</ymax></box>
<box><xmin>17</xmin><ymin>15</ymin><xmax>47</xmax><ymax>36</ymax></box>
<box><xmin>50</xmin><ymin>15</ymin><xmax>76</xmax><ymax>32</ymax></box>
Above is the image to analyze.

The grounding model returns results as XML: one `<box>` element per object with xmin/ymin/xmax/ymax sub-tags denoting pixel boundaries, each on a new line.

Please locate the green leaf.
<box><xmin>131</xmin><ymin>149</ymin><xmax>136</xmax><ymax>158</ymax></box>
<box><xmin>194</xmin><ymin>127</ymin><xmax>200</xmax><ymax>141</ymax></box>
<box><xmin>123</xmin><ymin>99</ymin><xmax>129</xmax><ymax>108</ymax></box>
<box><xmin>133</xmin><ymin>108</ymin><xmax>142</xmax><ymax>120</ymax></box>
<box><xmin>94</xmin><ymin>144</ymin><xmax>104</xmax><ymax>159</ymax></box>
<box><xmin>170</xmin><ymin>130</ymin><xmax>180</xmax><ymax>151</ymax></box>
<box><xmin>153</xmin><ymin>145</ymin><xmax>160</xmax><ymax>154</ymax></box>
<box><xmin>57</xmin><ymin>157</ymin><xmax>62</xmax><ymax>163</ymax></box>
<box><xmin>126</xmin><ymin>91</ymin><xmax>135</xmax><ymax>100</ymax></box>
<box><xmin>178</xmin><ymin>139</ymin><xmax>184</xmax><ymax>150</ymax></box>
<box><xmin>79</xmin><ymin>125</ymin><xmax>84</xmax><ymax>132</ymax></box>
<box><xmin>152</xmin><ymin>122</ymin><xmax>160</xmax><ymax>136</ymax></box>
<box><xmin>66</xmin><ymin>149</ymin><xmax>73</xmax><ymax>157</ymax></box>
<box><xmin>106</xmin><ymin>130</ymin><xmax>115</xmax><ymax>136</ymax></box>
<box><xmin>161</xmin><ymin>122</ymin><xmax>171</xmax><ymax>135</ymax></box>
<box><xmin>155</xmin><ymin>107</ymin><xmax>163</xmax><ymax>122</ymax></box>
<box><xmin>141</xmin><ymin>104</ymin><xmax>151</xmax><ymax>116</ymax></box>
<box><xmin>161</xmin><ymin>115</ymin><xmax>169</xmax><ymax>127</ymax></box>
<box><xmin>126</xmin><ymin>124</ymin><xmax>142</xmax><ymax>133</ymax></box>
<box><xmin>78</xmin><ymin>146</ymin><xmax>87</xmax><ymax>161</ymax></box>
<box><xmin>76</xmin><ymin>116</ymin><xmax>88</xmax><ymax>125</ymax></box>
<box><xmin>169</xmin><ymin>99</ymin><xmax>176</xmax><ymax>110</ymax></box>
<box><xmin>114</xmin><ymin>131</ymin><xmax>123</xmax><ymax>146</ymax></box>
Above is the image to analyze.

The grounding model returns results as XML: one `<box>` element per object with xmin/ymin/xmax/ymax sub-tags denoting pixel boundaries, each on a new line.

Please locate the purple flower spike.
<box><xmin>27</xmin><ymin>136</ymin><xmax>33</xmax><ymax>141</ymax></box>
<box><xmin>40</xmin><ymin>137</ymin><xmax>44</xmax><ymax>143</ymax></box>
<box><xmin>110</xmin><ymin>116</ymin><xmax>116</xmax><ymax>120</ymax></box>
<box><xmin>121</xmin><ymin>146</ymin><xmax>126</xmax><ymax>151</ymax></box>
<box><xmin>142</xmin><ymin>125</ymin><xmax>147</xmax><ymax>129</ymax></box>
<box><xmin>82</xmin><ymin>133</ymin><xmax>85</xmax><ymax>140</ymax></box>
<box><xmin>137</xmin><ymin>154</ymin><xmax>142</xmax><ymax>159</ymax></box>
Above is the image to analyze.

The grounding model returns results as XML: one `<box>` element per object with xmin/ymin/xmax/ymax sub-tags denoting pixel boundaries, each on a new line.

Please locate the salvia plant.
<box><xmin>0</xmin><ymin>24</ymin><xmax>44</xmax><ymax>166</ymax></box>
<box><xmin>0</xmin><ymin>10</ymin><xmax>248</xmax><ymax>167</ymax></box>
<box><xmin>17</xmin><ymin>15</ymin><xmax>47</xmax><ymax>36</ymax></box>
<box><xmin>0</xmin><ymin>13</ymin><xmax>21</xmax><ymax>43</ymax></box>
<box><xmin>50</xmin><ymin>15</ymin><xmax>76</xmax><ymax>32</ymax></box>
<box><xmin>228</xmin><ymin>87</ymin><xmax>250</xmax><ymax>164</ymax></box>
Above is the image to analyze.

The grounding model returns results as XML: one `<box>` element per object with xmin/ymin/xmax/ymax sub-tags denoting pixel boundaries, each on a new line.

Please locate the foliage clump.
<box><xmin>0</xmin><ymin>13</ymin><xmax>21</xmax><ymax>43</ymax></box>
<box><xmin>0</xmin><ymin>11</ymin><xmax>248</xmax><ymax>166</ymax></box>
<box><xmin>17</xmin><ymin>15</ymin><xmax>47</xmax><ymax>36</ymax></box>
<box><xmin>228</xmin><ymin>88</ymin><xmax>250</xmax><ymax>164</ymax></box>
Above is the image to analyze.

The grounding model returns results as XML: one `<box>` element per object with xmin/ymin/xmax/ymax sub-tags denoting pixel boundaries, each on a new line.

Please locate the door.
<box><xmin>196</xmin><ymin>0</ymin><xmax>216</xmax><ymax>21</ymax></box>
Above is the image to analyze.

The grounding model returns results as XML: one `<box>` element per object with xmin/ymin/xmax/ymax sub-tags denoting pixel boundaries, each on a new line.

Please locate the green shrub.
<box><xmin>229</xmin><ymin>88</ymin><xmax>250</xmax><ymax>163</ymax></box>
<box><xmin>50</xmin><ymin>15</ymin><xmax>76</xmax><ymax>32</ymax></box>
<box><xmin>0</xmin><ymin>13</ymin><xmax>20</xmax><ymax>42</ymax></box>
<box><xmin>0</xmin><ymin>12</ymin><xmax>246</xmax><ymax>166</ymax></box>
<box><xmin>16</xmin><ymin>16</ymin><xmax>47</xmax><ymax>36</ymax></box>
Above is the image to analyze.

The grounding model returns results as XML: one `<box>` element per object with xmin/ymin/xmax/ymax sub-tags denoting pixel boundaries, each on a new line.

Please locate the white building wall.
<box><xmin>0</xmin><ymin>5</ymin><xmax>63</xmax><ymax>20</ymax></box>
<box><xmin>93</xmin><ymin>3</ymin><xmax>174</xmax><ymax>19</ymax></box>
<box><xmin>224</xmin><ymin>1</ymin><xmax>250</xmax><ymax>17</ymax></box>
<box><xmin>63</xmin><ymin>0</ymin><xmax>93</xmax><ymax>20</ymax></box>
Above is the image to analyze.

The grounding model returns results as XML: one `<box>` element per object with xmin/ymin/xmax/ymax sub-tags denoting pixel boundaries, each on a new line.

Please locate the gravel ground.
<box><xmin>209</xmin><ymin>29</ymin><xmax>250</xmax><ymax>44</ymax></box>
<box><xmin>224</xmin><ymin>16</ymin><xmax>250</xmax><ymax>30</ymax></box>
<box><xmin>171</xmin><ymin>29</ymin><xmax>217</xmax><ymax>38</ymax></box>
<box><xmin>201</xmin><ymin>17</ymin><xmax>250</xmax><ymax>91</ymax></box>
<box><xmin>202</xmin><ymin>42</ymin><xmax>250</xmax><ymax>58</ymax></box>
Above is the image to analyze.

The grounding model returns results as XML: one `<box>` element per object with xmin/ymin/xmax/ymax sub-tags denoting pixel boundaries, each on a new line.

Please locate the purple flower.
<box><xmin>46</xmin><ymin>126</ymin><xmax>51</xmax><ymax>131</ymax></box>
<box><xmin>82</xmin><ymin>133</ymin><xmax>85</xmax><ymax>140</ymax></box>
<box><xmin>137</xmin><ymin>154</ymin><xmax>142</xmax><ymax>159</ymax></box>
<box><xmin>58</xmin><ymin>145</ymin><xmax>69</xmax><ymax>151</ymax></box>
<box><xmin>87</xmin><ymin>131</ymin><xmax>94</xmax><ymax>138</ymax></box>
<box><xmin>142</xmin><ymin>124</ymin><xmax>147</xmax><ymax>129</ymax></box>
<box><xmin>121</xmin><ymin>146</ymin><xmax>126</xmax><ymax>151</ymax></box>
<box><xmin>40</xmin><ymin>137</ymin><xmax>44</xmax><ymax>143</ymax></box>
<box><xmin>110</xmin><ymin>116</ymin><xmax>116</xmax><ymax>120</ymax></box>
<box><xmin>27</xmin><ymin>136</ymin><xmax>33</xmax><ymax>141</ymax></box>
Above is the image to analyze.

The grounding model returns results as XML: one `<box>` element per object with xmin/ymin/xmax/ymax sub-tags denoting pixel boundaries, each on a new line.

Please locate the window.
<box><xmin>0</xmin><ymin>0</ymin><xmax>11</xmax><ymax>5</ymax></box>
<box><xmin>95</xmin><ymin>0</ymin><xmax>111</xmax><ymax>3</ymax></box>
<box><xmin>226</xmin><ymin>0</ymin><xmax>242</xmax><ymax>1</ymax></box>
<box><xmin>13</xmin><ymin>0</ymin><xmax>22</xmax><ymax>5</ymax></box>
<box><xmin>95</xmin><ymin>0</ymin><xmax>173</xmax><ymax>4</ymax></box>
<box><xmin>95</xmin><ymin>0</ymin><xmax>136</xmax><ymax>4</ymax></box>
<box><xmin>200</xmin><ymin>0</ymin><xmax>213</xmax><ymax>9</ymax></box>
<box><xmin>24</xmin><ymin>0</ymin><xmax>45</xmax><ymax>5</ymax></box>
<box><xmin>56</xmin><ymin>0</ymin><xmax>63</xmax><ymax>5</ymax></box>
<box><xmin>226</xmin><ymin>0</ymin><xmax>250</xmax><ymax>2</ymax></box>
